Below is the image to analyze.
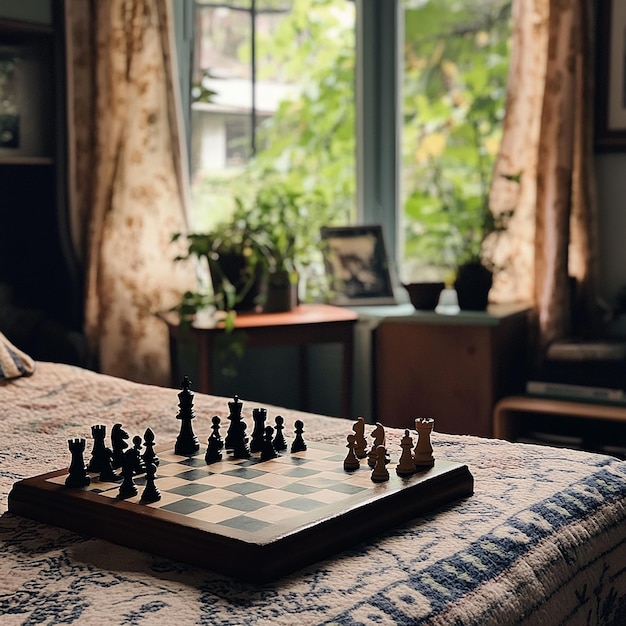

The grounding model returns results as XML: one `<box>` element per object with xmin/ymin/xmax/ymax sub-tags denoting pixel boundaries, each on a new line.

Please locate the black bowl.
<box><xmin>403</xmin><ymin>282</ymin><xmax>445</xmax><ymax>311</ymax></box>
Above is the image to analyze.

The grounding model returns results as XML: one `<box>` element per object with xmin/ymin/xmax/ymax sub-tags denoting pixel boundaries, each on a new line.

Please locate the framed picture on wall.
<box><xmin>320</xmin><ymin>224</ymin><xmax>396</xmax><ymax>306</ymax></box>
<box><xmin>595</xmin><ymin>0</ymin><xmax>626</xmax><ymax>150</ymax></box>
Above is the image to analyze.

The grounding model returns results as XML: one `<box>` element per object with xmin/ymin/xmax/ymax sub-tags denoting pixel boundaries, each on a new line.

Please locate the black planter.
<box><xmin>262</xmin><ymin>270</ymin><xmax>298</xmax><ymax>313</ymax></box>
<box><xmin>208</xmin><ymin>252</ymin><xmax>263</xmax><ymax>312</ymax></box>
<box><xmin>454</xmin><ymin>262</ymin><xmax>493</xmax><ymax>311</ymax></box>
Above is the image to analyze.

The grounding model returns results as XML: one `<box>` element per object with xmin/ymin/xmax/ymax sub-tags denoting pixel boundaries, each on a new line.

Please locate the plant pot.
<box><xmin>208</xmin><ymin>252</ymin><xmax>263</xmax><ymax>312</ymax></box>
<box><xmin>454</xmin><ymin>262</ymin><xmax>493</xmax><ymax>311</ymax></box>
<box><xmin>263</xmin><ymin>270</ymin><xmax>298</xmax><ymax>313</ymax></box>
<box><xmin>403</xmin><ymin>282</ymin><xmax>445</xmax><ymax>311</ymax></box>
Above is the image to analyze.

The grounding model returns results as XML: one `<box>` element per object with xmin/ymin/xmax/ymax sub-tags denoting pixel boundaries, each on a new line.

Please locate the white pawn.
<box><xmin>396</xmin><ymin>429</ymin><xmax>416</xmax><ymax>476</ymax></box>
<box><xmin>343</xmin><ymin>434</ymin><xmax>360</xmax><ymax>471</ymax></box>
<box><xmin>371</xmin><ymin>445</ymin><xmax>390</xmax><ymax>483</ymax></box>
<box><xmin>414</xmin><ymin>417</ymin><xmax>435</xmax><ymax>467</ymax></box>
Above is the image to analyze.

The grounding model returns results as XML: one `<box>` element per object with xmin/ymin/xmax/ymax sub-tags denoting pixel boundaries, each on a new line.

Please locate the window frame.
<box><xmin>173</xmin><ymin>0</ymin><xmax>401</xmax><ymax>271</ymax></box>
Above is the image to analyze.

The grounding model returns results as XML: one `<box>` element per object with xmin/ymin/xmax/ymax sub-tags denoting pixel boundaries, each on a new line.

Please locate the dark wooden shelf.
<box><xmin>0</xmin><ymin>18</ymin><xmax>53</xmax><ymax>35</ymax></box>
<box><xmin>0</xmin><ymin>156</ymin><xmax>53</xmax><ymax>165</ymax></box>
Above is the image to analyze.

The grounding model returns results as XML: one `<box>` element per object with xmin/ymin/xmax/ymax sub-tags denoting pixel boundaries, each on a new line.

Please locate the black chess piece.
<box><xmin>205</xmin><ymin>416</ymin><xmax>224</xmax><ymax>464</ymax></box>
<box><xmin>250</xmin><ymin>407</ymin><xmax>267</xmax><ymax>453</ymax></box>
<box><xmin>291</xmin><ymin>419</ymin><xmax>307</xmax><ymax>453</ymax></box>
<box><xmin>224</xmin><ymin>395</ymin><xmax>244</xmax><ymax>451</ymax></box>
<box><xmin>231</xmin><ymin>419</ymin><xmax>250</xmax><ymax>459</ymax></box>
<box><xmin>87</xmin><ymin>424</ymin><xmax>108</xmax><ymax>473</ymax></box>
<box><xmin>140</xmin><ymin>462</ymin><xmax>161</xmax><ymax>503</ymax></box>
<box><xmin>142</xmin><ymin>427</ymin><xmax>159</xmax><ymax>469</ymax></box>
<box><xmin>98</xmin><ymin>446</ymin><xmax>121</xmax><ymax>482</ymax></box>
<box><xmin>175</xmin><ymin>376</ymin><xmax>200</xmax><ymax>455</ymax></box>
<box><xmin>260</xmin><ymin>425</ymin><xmax>278</xmax><ymax>461</ymax></box>
<box><xmin>273</xmin><ymin>415</ymin><xmax>287</xmax><ymax>451</ymax></box>
<box><xmin>132</xmin><ymin>435</ymin><xmax>146</xmax><ymax>474</ymax></box>
<box><xmin>118</xmin><ymin>449</ymin><xmax>138</xmax><ymax>498</ymax></box>
<box><xmin>111</xmin><ymin>423</ymin><xmax>129</xmax><ymax>469</ymax></box>
<box><xmin>65</xmin><ymin>438</ymin><xmax>91</xmax><ymax>487</ymax></box>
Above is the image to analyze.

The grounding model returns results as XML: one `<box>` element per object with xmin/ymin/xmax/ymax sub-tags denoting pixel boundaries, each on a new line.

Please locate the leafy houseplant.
<box><xmin>171</xmin><ymin>171</ymin><xmax>341</xmax><ymax>373</ymax></box>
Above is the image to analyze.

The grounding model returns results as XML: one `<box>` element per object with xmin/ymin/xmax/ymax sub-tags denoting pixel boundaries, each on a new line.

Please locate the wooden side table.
<box><xmin>373</xmin><ymin>304</ymin><xmax>529</xmax><ymax>436</ymax></box>
<box><xmin>157</xmin><ymin>304</ymin><xmax>358</xmax><ymax>418</ymax></box>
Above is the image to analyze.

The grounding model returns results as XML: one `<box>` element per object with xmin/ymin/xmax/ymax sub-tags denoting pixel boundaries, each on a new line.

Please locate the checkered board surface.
<box><xmin>46</xmin><ymin>444</ymin><xmax>373</xmax><ymax>535</ymax></box>
<box><xmin>9</xmin><ymin>439</ymin><xmax>473</xmax><ymax>582</ymax></box>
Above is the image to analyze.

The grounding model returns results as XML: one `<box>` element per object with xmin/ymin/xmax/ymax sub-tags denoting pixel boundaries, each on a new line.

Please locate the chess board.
<box><xmin>8</xmin><ymin>439</ymin><xmax>474</xmax><ymax>583</ymax></box>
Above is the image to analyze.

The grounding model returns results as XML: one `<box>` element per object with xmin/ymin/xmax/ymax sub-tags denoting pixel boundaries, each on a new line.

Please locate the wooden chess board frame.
<box><xmin>8</xmin><ymin>439</ymin><xmax>474</xmax><ymax>583</ymax></box>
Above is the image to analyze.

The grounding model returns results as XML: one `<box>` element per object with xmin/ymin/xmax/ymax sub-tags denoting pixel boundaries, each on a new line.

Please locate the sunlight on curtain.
<box><xmin>488</xmin><ymin>0</ymin><xmax>600</xmax><ymax>358</ymax></box>
<box><xmin>66</xmin><ymin>0</ymin><xmax>195</xmax><ymax>386</ymax></box>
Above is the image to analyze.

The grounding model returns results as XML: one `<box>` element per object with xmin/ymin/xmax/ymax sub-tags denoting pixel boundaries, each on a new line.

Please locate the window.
<box><xmin>399</xmin><ymin>0</ymin><xmax>511</xmax><ymax>284</ymax></box>
<box><xmin>176</xmin><ymin>0</ymin><xmax>511</xmax><ymax>288</ymax></box>
<box><xmin>185</xmin><ymin>0</ymin><xmax>357</xmax><ymax>233</ymax></box>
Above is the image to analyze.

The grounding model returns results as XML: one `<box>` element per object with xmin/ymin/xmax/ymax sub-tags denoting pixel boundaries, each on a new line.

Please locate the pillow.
<box><xmin>0</xmin><ymin>331</ymin><xmax>35</xmax><ymax>380</ymax></box>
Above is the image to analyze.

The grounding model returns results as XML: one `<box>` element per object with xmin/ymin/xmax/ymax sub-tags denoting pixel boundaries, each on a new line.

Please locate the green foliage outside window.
<box><xmin>402</xmin><ymin>0</ymin><xmax>511</xmax><ymax>280</ymax></box>
<box><xmin>190</xmin><ymin>0</ymin><xmax>512</xmax><ymax>289</ymax></box>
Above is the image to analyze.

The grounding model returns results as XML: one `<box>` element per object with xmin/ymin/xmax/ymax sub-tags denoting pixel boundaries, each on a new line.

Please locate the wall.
<box><xmin>596</xmin><ymin>154</ymin><xmax>626</xmax><ymax>303</ymax></box>
<box><xmin>0</xmin><ymin>0</ymin><xmax>50</xmax><ymax>24</ymax></box>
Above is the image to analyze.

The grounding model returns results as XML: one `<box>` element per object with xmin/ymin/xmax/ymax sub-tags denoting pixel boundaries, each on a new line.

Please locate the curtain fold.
<box><xmin>488</xmin><ymin>0</ymin><xmax>600</xmax><ymax>362</ymax></box>
<box><xmin>66</xmin><ymin>0</ymin><xmax>194</xmax><ymax>386</ymax></box>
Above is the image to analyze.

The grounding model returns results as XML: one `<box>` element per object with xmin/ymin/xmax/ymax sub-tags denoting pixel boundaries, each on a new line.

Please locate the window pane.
<box><xmin>189</xmin><ymin>0</ymin><xmax>356</xmax><ymax>239</ymax></box>
<box><xmin>400</xmin><ymin>0</ymin><xmax>511</xmax><ymax>283</ymax></box>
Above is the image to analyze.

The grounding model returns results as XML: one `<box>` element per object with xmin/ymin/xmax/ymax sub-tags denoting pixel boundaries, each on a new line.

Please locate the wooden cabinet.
<box><xmin>374</xmin><ymin>304</ymin><xmax>529</xmax><ymax>437</ymax></box>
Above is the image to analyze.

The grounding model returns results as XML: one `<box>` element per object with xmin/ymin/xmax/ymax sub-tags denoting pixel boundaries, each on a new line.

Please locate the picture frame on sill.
<box><xmin>595</xmin><ymin>0</ymin><xmax>626</xmax><ymax>151</ymax></box>
<box><xmin>320</xmin><ymin>224</ymin><xmax>396</xmax><ymax>306</ymax></box>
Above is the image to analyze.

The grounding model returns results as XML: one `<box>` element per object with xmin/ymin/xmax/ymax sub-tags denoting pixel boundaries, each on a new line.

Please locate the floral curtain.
<box><xmin>487</xmin><ymin>0</ymin><xmax>600</xmax><ymax>359</ymax></box>
<box><xmin>65</xmin><ymin>0</ymin><xmax>194</xmax><ymax>386</ymax></box>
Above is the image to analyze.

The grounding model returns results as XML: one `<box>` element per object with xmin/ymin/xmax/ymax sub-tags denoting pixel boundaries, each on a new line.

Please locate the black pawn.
<box><xmin>260</xmin><ymin>425</ymin><xmax>278</xmax><ymax>461</ymax></box>
<box><xmin>205</xmin><ymin>416</ymin><xmax>224</xmax><ymax>464</ymax></box>
<box><xmin>111</xmin><ymin>423</ymin><xmax>129</xmax><ymax>469</ymax></box>
<box><xmin>273</xmin><ymin>415</ymin><xmax>287</xmax><ymax>451</ymax></box>
<box><xmin>118</xmin><ymin>449</ymin><xmax>138</xmax><ymax>499</ymax></box>
<box><xmin>175</xmin><ymin>376</ymin><xmax>200</xmax><ymax>455</ymax></box>
<box><xmin>250</xmin><ymin>407</ymin><xmax>267</xmax><ymax>453</ymax></box>
<box><xmin>141</xmin><ymin>462</ymin><xmax>161</xmax><ymax>503</ymax></box>
<box><xmin>142</xmin><ymin>428</ymin><xmax>159</xmax><ymax>469</ymax></box>
<box><xmin>291</xmin><ymin>420</ymin><xmax>307</xmax><ymax>453</ymax></box>
<box><xmin>231</xmin><ymin>419</ymin><xmax>251</xmax><ymax>459</ymax></box>
<box><xmin>87</xmin><ymin>424</ymin><xmax>108</xmax><ymax>473</ymax></box>
<box><xmin>132</xmin><ymin>435</ymin><xmax>146</xmax><ymax>474</ymax></box>
<box><xmin>65</xmin><ymin>438</ymin><xmax>91</xmax><ymax>487</ymax></box>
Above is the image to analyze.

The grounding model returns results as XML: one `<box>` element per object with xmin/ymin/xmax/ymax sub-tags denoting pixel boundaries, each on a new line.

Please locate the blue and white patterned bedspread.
<box><xmin>0</xmin><ymin>362</ymin><xmax>625</xmax><ymax>625</ymax></box>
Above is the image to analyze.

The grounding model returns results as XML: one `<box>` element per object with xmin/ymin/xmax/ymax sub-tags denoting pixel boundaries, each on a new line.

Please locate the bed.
<box><xmin>1</xmin><ymin>360</ymin><xmax>626</xmax><ymax>625</ymax></box>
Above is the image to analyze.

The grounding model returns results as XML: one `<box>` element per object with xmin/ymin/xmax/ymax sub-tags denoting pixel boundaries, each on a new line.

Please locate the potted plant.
<box><xmin>403</xmin><ymin>164</ymin><xmax>516</xmax><ymax>311</ymax></box>
<box><xmin>173</xmin><ymin>170</ymin><xmax>340</xmax><ymax>319</ymax></box>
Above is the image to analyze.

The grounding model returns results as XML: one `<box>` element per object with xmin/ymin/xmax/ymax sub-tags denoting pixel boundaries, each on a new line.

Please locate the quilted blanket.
<box><xmin>1</xmin><ymin>362</ymin><xmax>625</xmax><ymax>625</ymax></box>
